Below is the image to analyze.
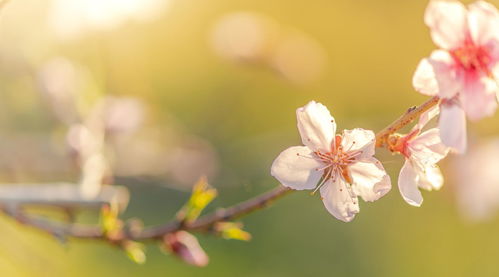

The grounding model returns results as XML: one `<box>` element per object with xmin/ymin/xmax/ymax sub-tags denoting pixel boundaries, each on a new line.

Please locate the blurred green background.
<box><xmin>1</xmin><ymin>0</ymin><xmax>499</xmax><ymax>276</ymax></box>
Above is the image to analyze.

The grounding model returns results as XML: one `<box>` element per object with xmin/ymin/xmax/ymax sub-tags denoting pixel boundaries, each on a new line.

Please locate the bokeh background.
<box><xmin>1</xmin><ymin>0</ymin><xmax>499</xmax><ymax>276</ymax></box>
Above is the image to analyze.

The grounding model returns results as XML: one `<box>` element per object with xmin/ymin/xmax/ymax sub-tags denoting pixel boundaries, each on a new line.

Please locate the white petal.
<box><xmin>468</xmin><ymin>1</ymin><xmax>499</xmax><ymax>45</ymax></box>
<box><xmin>439</xmin><ymin>102</ymin><xmax>467</xmax><ymax>153</ymax></box>
<box><xmin>271</xmin><ymin>146</ymin><xmax>322</xmax><ymax>190</ymax></box>
<box><xmin>424</xmin><ymin>0</ymin><xmax>468</xmax><ymax>49</ymax></box>
<box><xmin>296</xmin><ymin>101</ymin><xmax>335</xmax><ymax>152</ymax></box>
<box><xmin>409</xmin><ymin>128</ymin><xmax>449</xmax><ymax>166</ymax></box>
<box><xmin>340</xmin><ymin>128</ymin><xmax>376</xmax><ymax>159</ymax></box>
<box><xmin>413</xmin><ymin>58</ymin><xmax>440</xmax><ymax>96</ymax></box>
<box><xmin>414</xmin><ymin>106</ymin><xmax>440</xmax><ymax>131</ymax></box>
<box><xmin>460</xmin><ymin>77</ymin><xmax>498</xmax><ymax>121</ymax></box>
<box><xmin>350</xmin><ymin>158</ymin><xmax>391</xmax><ymax>202</ymax></box>
<box><xmin>320</xmin><ymin>178</ymin><xmax>359</xmax><ymax>222</ymax></box>
<box><xmin>417</xmin><ymin>164</ymin><xmax>444</xmax><ymax>191</ymax></box>
<box><xmin>398</xmin><ymin>160</ymin><xmax>423</xmax><ymax>207</ymax></box>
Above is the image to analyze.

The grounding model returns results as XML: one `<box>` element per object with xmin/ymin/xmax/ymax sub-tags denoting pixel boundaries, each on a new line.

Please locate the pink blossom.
<box><xmin>389</xmin><ymin>107</ymin><xmax>449</xmax><ymax>206</ymax></box>
<box><xmin>164</xmin><ymin>231</ymin><xmax>209</xmax><ymax>267</ymax></box>
<box><xmin>452</xmin><ymin>138</ymin><xmax>499</xmax><ymax>221</ymax></box>
<box><xmin>413</xmin><ymin>0</ymin><xmax>499</xmax><ymax>153</ymax></box>
<box><xmin>271</xmin><ymin>101</ymin><xmax>391</xmax><ymax>222</ymax></box>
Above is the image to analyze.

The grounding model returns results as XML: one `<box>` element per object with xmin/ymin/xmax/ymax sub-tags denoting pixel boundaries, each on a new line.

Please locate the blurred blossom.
<box><xmin>95</xmin><ymin>97</ymin><xmax>145</xmax><ymax>135</ymax></box>
<box><xmin>67</xmin><ymin>123</ymin><xmax>108</xmax><ymax>199</ymax></box>
<box><xmin>166</xmin><ymin>137</ymin><xmax>219</xmax><ymax>186</ymax></box>
<box><xmin>211</xmin><ymin>12</ymin><xmax>277</xmax><ymax>62</ymax></box>
<box><xmin>211</xmin><ymin>11</ymin><xmax>326</xmax><ymax>84</ymax></box>
<box><xmin>66</xmin><ymin>124</ymin><xmax>104</xmax><ymax>159</ymax></box>
<box><xmin>112</xmin><ymin>128</ymin><xmax>171</xmax><ymax>176</ymax></box>
<box><xmin>48</xmin><ymin>0</ymin><xmax>169</xmax><ymax>39</ymax></box>
<box><xmin>269</xmin><ymin>32</ymin><xmax>327</xmax><ymax>84</ymax></box>
<box><xmin>80</xmin><ymin>152</ymin><xmax>109</xmax><ymax>199</ymax></box>
<box><xmin>452</xmin><ymin>138</ymin><xmax>499</xmax><ymax>222</ymax></box>
<box><xmin>38</xmin><ymin>57</ymin><xmax>79</xmax><ymax>124</ymax></box>
<box><xmin>112</xmin><ymin>125</ymin><xmax>219</xmax><ymax>187</ymax></box>
<box><xmin>164</xmin><ymin>231</ymin><xmax>209</xmax><ymax>267</ymax></box>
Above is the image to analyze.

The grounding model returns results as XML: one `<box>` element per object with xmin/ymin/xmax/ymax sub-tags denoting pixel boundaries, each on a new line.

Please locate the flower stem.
<box><xmin>375</xmin><ymin>96</ymin><xmax>439</xmax><ymax>148</ymax></box>
<box><xmin>1</xmin><ymin>96</ymin><xmax>441</xmax><ymax>243</ymax></box>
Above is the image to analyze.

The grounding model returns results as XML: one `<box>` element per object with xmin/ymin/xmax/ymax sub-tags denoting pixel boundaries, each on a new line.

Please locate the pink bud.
<box><xmin>164</xmin><ymin>231</ymin><xmax>209</xmax><ymax>267</ymax></box>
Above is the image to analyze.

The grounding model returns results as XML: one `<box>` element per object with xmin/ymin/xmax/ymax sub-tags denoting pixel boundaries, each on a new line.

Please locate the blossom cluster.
<box><xmin>271</xmin><ymin>0</ymin><xmax>499</xmax><ymax>222</ymax></box>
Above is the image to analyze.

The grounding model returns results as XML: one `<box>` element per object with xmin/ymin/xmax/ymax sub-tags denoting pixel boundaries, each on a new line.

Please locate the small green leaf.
<box><xmin>100</xmin><ymin>203</ymin><xmax>122</xmax><ymax>236</ymax></box>
<box><xmin>177</xmin><ymin>177</ymin><xmax>217</xmax><ymax>222</ymax></box>
<box><xmin>215</xmin><ymin>222</ymin><xmax>252</xmax><ymax>241</ymax></box>
<box><xmin>123</xmin><ymin>241</ymin><xmax>146</xmax><ymax>265</ymax></box>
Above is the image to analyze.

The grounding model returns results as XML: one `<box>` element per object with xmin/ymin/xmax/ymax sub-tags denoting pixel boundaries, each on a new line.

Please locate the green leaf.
<box><xmin>123</xmin><ymin>241</ymin><xmax>146</xmax><ymax>265</ymax></box>
<box><xmin>215</xmin><ymin>222</ymin><xmax>252</xmax><ymax>241</ymax></box>
<box><xmin>177</xmin><ymin>177</ymin><xmax>217</xmax><ymax>222</ymax></box>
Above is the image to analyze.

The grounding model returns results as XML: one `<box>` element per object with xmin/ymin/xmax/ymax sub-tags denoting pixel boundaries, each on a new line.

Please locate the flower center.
<box><xmin>450</xmin><ymin>40</ymin><xmax>492</xmax><ymax>75</ymax></box>
<box><xmin>312</xmin><ymin>135</ymin><xmax>362</xmax><ymax>187</ymax></box>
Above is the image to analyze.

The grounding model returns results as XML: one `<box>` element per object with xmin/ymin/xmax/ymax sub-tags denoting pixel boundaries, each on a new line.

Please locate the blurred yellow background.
<box><xmin>0</xmin><ymin>0</ymin><xmax>499</xmax><ymax>276</ymax></box>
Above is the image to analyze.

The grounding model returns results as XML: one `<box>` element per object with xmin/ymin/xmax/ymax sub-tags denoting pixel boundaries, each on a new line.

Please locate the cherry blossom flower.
<box><xmin>452</xmin><ymin>138</ymin><xmax>499</xmax><ymax>222</ymax></box>
<box><xmin>388</xmin><ymin>107</ymin><xmax>450</xmax><ymax>206</ymax></box>
<box><xmin>413</xmin><ymin>0</ymin><xmax>499</xmax><ymax>153</ymax></box>
<box><xmin>271</xmin><ymin>101</ymin><xmax>391</xmax><ymax>222</ymax></box>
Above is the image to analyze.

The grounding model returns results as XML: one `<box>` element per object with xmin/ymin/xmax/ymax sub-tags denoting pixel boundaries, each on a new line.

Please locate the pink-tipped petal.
<box><xmin>425</xmin><ymin>0</ymin><xmax>468</xmax><ymax>50</ymax></box>
<box><xmin>468</xmin><ymin>1</ymin><xmax>499</xmax><ymax>45</ymax></box>
<box><xmin>414</xmin><ymin>50</ymin><xmax>461</xmax><ymax>99</ymax></box>
<box><xmin>320</xmin><ymin>178</ymin><xmax>359</xmax><ymax>222</ymax></box>
<box><xmin>460</xmin><ymin>77</ymin><xmax>498</xmax><ymax>121</ymax></box>
<box><xmin>296</xmin><ymin>101</ymin><xmax>335</xmax><ymax>152</ymax></box>
<box><xmin>271</xmin><ymin>146</ymin><xmax>322</xmax><ymax>190</ymax></box>
<box><xmin>428</xmin><ymin>50</ymin><xmax>461</xmax><ymax>99</ymax></box>
<box><xmin>340</xmin><ymin>128</ymin><xmax>376</xmax><ymax>159</ymax></box>
<box><xmin>439</xmin><ymin>102</ymin><xmax>467</xmax><ymax>153</ymax></box>
<box><xmin>350</xmin><ymin>158</ymin><xmax>391</xmax><ymax>202</ymax></box>
<box><xmin>398</xmin><ymin>160</ymin><xmax>423</xmax><ymax>207</ymax></box>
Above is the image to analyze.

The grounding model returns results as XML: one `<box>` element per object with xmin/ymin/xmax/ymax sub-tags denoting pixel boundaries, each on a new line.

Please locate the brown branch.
<box><xmin>0</xmin><ymin>96</ymin><xmax>440</xmax><ymax>243</ymax></box>
<box><xmin>375</xmin><ymin>96</ymin><xmax>440</xmax><ymax>148</ymax></box>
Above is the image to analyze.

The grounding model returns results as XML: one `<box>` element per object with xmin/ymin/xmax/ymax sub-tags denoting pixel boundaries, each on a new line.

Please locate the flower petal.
<box><xmin>460</xmin><ymin>77</ymin><xmax>498</xmax><ymax>121</ymax></box>
<box><xmin>439</xmin><ymin>102</ymin><xmax>467</xmax><ymax>153</ymax></box>
<box><xmin>340</xmin><ymin>128</ymin><xmax>376</xmax><ymax>159</ymax></box>
<box><xmin>398</xmin><ymin>160</ymin><xmax>423</xmax><ymax>207</ymax></box>
<box><xmin>468</xmin><ymin>1</ymin><xmax>499</xmax><ymax>45</ymax></box>
<box><xmin>296</xmin><ymin>101</ymin><xmax>335</xmax><ymax>152</ymax></box>
<box><xmin>350</xmin><ymin>158</ymin><xmax>391</xmax><ymax>202</ymax></box>
<box><xmin>414</xmin><ymin>51</ymin><xmax>461</xmax><ymax>98</ymax></box>
<box><xmin>271</xmin><ymin>146</ymin><xmax>322</xmax><ymax>190</ymax></box>
<box><xmin>409</xmin><ymin>128</ymin><xmax>449</xmax><ymax>166</ymax></box>
<box><xmin>424</xmin><ymin>0</ymin><xmax>468</xmax><ymax>49</ymax></box>
<box><xmin>413</xmin><ymin>58</ymin><xmax>439</xmax><ymax>96</ymax></box>
<box><xmin>417</xmin><ymin>164</ymin><xmax>444</xmax><ymax>191</ymax></box>
<box><xmin>320</xmin><ymin>178</ymin><xmax>359</xmax><ymax>222</ymax></box>
<box><xmin>414</xmin><ymin>106</ymin><xmax>440</xmax><ymax>131</ymax></box>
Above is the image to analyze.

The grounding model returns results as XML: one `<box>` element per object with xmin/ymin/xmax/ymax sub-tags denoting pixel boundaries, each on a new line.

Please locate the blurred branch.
<box><xmin>0</xmin><ymin>183</ymin><xmax>129</xmax><ymax>210</ymax></box>
<box><xmin>0</xmin><ymin>96</ymin><xmax>438</xmax><ymax>244</ymax></box>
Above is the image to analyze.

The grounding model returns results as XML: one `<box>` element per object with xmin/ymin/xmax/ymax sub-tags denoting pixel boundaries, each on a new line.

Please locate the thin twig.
<box><xmin>0</xmin><ymin>96</ymin><xmax>440</xmax><ymax>243</ymax></box>
<box><xmin>375</xmin><ymin>96</ymin><xmax>440</xmax><ymax>148</ymax></box>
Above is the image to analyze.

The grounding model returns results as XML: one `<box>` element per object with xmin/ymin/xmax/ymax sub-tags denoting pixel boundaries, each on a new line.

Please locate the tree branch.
<box><xmin>0</xmin><ymin>96</ymin><xmax>440</xmax><ymax>244</ymax></box>
<box><xmin>375</xmin><ymin>96</ymin><xmax>439</xmax><ymax>147</ymax></box>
